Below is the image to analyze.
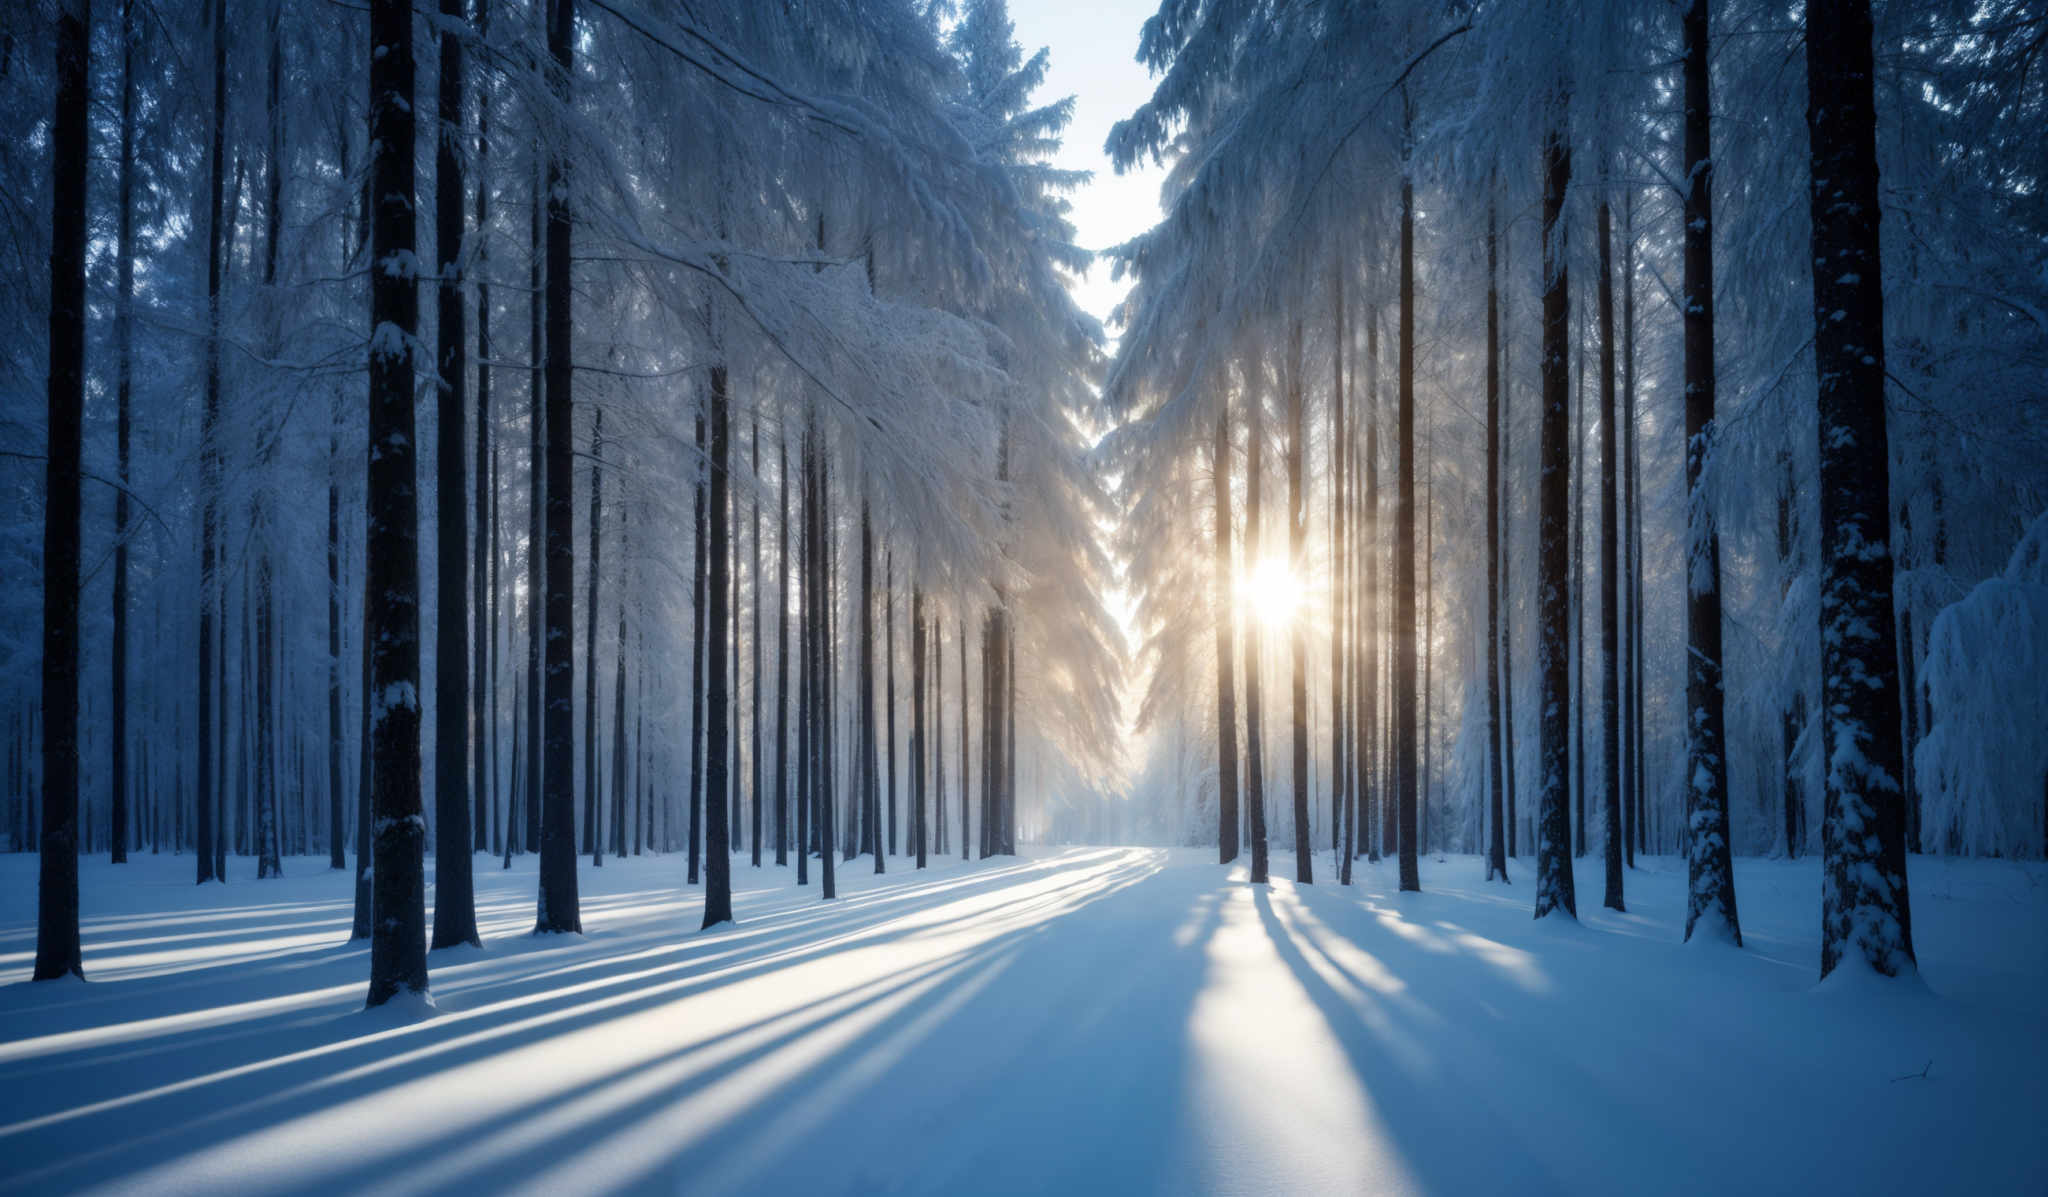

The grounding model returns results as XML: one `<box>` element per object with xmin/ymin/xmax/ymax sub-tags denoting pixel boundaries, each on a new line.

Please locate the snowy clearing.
<box><xmin>3</xmin><ymin>849</ymin><xmax>2043</xmax><ymax>1196</ymax></box>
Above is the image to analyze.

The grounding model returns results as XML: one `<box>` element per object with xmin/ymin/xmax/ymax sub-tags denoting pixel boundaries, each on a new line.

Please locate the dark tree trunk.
<box><xmin>1363</xmin><ymin>308</ymin><xmax>1381</xmax><ymax>864</ymax></box>
<box><xmin>112</xmin><ymin>0</ymin><xmax>136</xmax><ymax>867</ymax></box>
<box><xmin>795</xmin><ymin>419</ymin><xmax>810</xmax><ymax>887</ymax></box>
<box><xmin>959</xmin><ymin>619</ymin><xmax>969</xmax><ymax>860</ymax></box>
<box><xmin>1394</xmin><ymin>120</ymin><xmax>1420</xmax><ymax>894</ymax></box>
<box><xmin>524</xmin><ymin>112</ymin><xmax>544</xmax><ymax>861</ymax></box>
<box><xmin>196</xmin><ymin>0</ymin><xmax>227</xmax><ymax>888</ymax></box>
<box><xmin>886</xmin><ymin>550</ymin><xmax>898</xmax><ymax>856</ymax></box>
<box><xmin>1682</xmin><ymin>0</ymin><xmax>1740</xmax><ymax>944</ymax></box>
<box><xmin>688</xmin><ymin>406</ymin><xmax>707</xmax><ymax>885</ymax></box>
<box><xmin>1622</xmin><ymin>189</ymin><xmax>1639</xmax><ymax>868</ymax></box>
<box><xmin>365</xmin><ymin>0</ymin><xmax>429</xmax><ymax>1004</ymax></box>
<box><xmin>860</xmin><ymin>497</ymin><xmax>882</xmax><ymax>872</ymax></box>
<box><xmin>1331</xmin><ymin>265</ymin><xmax>1350</xmax><ymax>882</ymax></box>
<box><xmin>535</xmin><ymin>0</ymin><xmax>580</xmax><ymax>935</ymax></box>
<box><xmin>1598</xmin><ymin>192</ymin><xmax>1625</xmax><ymax>912</ymax></box>
<box><xmin>751</xmin><ymin>418</ymin><xmax>763</xmax><ymax>865</ymax></box>
<box><xmin>1485</xmin><ymin>196</ymin><xmax>1510</xmax><ymax>884</ymax></box>
<box><xmin>611</xmin><ymin>565</ymin><xmax>629</xmax><ymax>857</ymax></box>
<box><xmin>584</xmin><ymin>411</ymin><xmax>603</xmax><ymax>864</ymax></box>
<box><xmin>1807</xmin><ymin>0</ymin><xmax>1914</xmax><ymax>980</ymax></box>
<box><xmin>473</xmin><ymin>0</ymin><xmax>493</xmax><ymax>856</ymax></box>
<box><xmin>431</xmin><ymin>0</ymin><xmax>479</xmax><ymax>947</ymax></box>
<box><xmin>775</xmin><ymin>416</ymin><xmax>790</xmax><ymax>866</ymax></box>
<box><xmin>933</xmin><ymin>614</ymin><xmax>948</xmax><ymax>857</ymax></box>
<box><xmin>1534</xmin><ymin>117</ymin><xmax>1578</xmax><ymax>922</ymax></box>
<box><xmin>1287</xmin><ymin>320</ymin><xmax>1313</xmax><ymax>883</ymax></box>
<box><xmin>1244</xmin><ymin>379</ymin><xmax>1270</xmax><ymax>885</ymax></box>
<box><xmin>354</xmin><ymin>562</ymin><xmax>375</xmax><ymax>932</ymax></box>
<box><xmin>1213</xmin><ymin>402</ymin><xmax>1241</xmax><ymax>865</ymax></box>
<box><xmin>702</xmin><ymin>364</ymin><xmax>733</xmax><ymax>928</ymax></box>
<box><xmin>34</xmin><ymin>0</ymin><xmax>89</xmax><ymax>981</ymax></box>
<box><xmin>912</xmin><ymin>585</ymin><xmax>927</xmax><ymax>867</ymax></box>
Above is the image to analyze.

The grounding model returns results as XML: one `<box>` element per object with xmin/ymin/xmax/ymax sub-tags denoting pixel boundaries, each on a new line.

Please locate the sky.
<box><xmin>1004</xmin><ymin>0</ymin><xmax>1170</xmax><ymax>333</ymax></box>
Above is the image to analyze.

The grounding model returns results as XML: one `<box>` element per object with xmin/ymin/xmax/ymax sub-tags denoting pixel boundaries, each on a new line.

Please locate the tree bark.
<box><xmin>1806</xmin><ymin>0</ymin><xmax>1914</xmax><ymax>979</ymax></box>
<box><xmin>1213</xmin><ymin>402</ymin><xmax>1241</xmax><ymax>865</ymax></box>
<box><xmin>1682</xmin><ymin>0</ymin><xmax>1741</xmax><ymax>944</ymax></box>
<box><xmin>703</xmin><ymin>364</ymin><xmax>733</xmax><ymax>927</ymax></box>
<box><xmin>584</xmin><ymin>410</ymin><xmax>604</xmax><ymax>864</ymax></box>
<box><xmin>1485</xmin><ymin>195</ymin><xmax>1510</xmax><ymax>884</ymax></box>
<box><xmin>535</xmin><ymin>0</ymin><xmax>581</xmax><ymax>935</ymax></box>
<box><xmin>365</xmin><ymin>0</ymin><xmax>430</xmax><ymax>1003</ymax></box>
<box><xmin>1534</xmin><ymin>115</ymin><xmax>1578</xmax><ymax>922</ymax></box>
<box><xmin>1394</xmin><ymin>111</ymin><xmax>1420</xmax><ymax>894</ymax></box>
<box><xmin>1598</xmin><ymin>191</ymin><xmax>1625</xmax><ymax>912</ymax></box>
<box><xmin>34</xmin><ymin>0</ymin><xmax>89</xmax><ymax>981</ymax></box>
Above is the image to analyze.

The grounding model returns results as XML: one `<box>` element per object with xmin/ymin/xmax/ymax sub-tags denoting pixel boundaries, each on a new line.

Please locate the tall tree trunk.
<box><xmin>886</xmin><ymin>550</ymin><xmax>898</xmax><ymax>856</ymax></box>
<box><xmin>473</xmin><ymin>0</ymin><xmax>493</xmax><ymax>856</ymax></box>
<box><xmin>611</xmin><ymin>561</ymin><xmax>629</xmax><ymax>857</ymax></box>
<box><xmin>751</xmin><ymin>417</ymin><xmax>763</xmax><ymax>865</ymax></box>
<box><xmin>33</xmin><ymin>0</ymin><xmax>89</xmax><ymax>980</ymax></box>
<box><xmin>535</xmin><ymin>0</ymin><xmax>580</xmax><ymax>935</ymax></box>
<box><xmin>1244</xmin><ymin>378</ymin><xmax>1270</xmax><ymax>885</ymax></box>
<box><xmin>795</xmin><ymin>418</ymin><xmax>811</xmax><ymax>887</ymax></box>
<box><xmin>584</xmin><ymin>409</ymin><xmax>603</xmax><ymax>864</ymax></box>
<box><xmin>196</xmin><ymin>0</ymin><xmax>227</xmax><ymax>888</ymax></box>
<box><xmin>1598</xmin><ymin>190</ymin><xmax>1625</xmax><ymax>912</ymax></box>
<box><xmin>702</xmin><ymin>363</ymin><xmax>733</xmax><ymax>928</ymax></box>
<box><xmin>524</xmin><ymin>113</ymin><xmax>543</xmax><ymax>860</ymax></box>
<box><xmin>111</xmin><ymin>0</ymin><xmax>136</xmax><ymax>867</ymax></box>
<box><xmin>687</xmin><ymin>407</ymin><xmax>707</xmax><ymax>884</ymax></box>
<box><xmin>431</xmin><ymin>0</ymin><xmax>478</xmax><ymax>946</ymax></box>
<box><xmin>1331</xmin><ymin>264</ymin><xmax>1349</xmax><ymax>881</ymax></box>
<box><xmin>1682</xmin><ymin>0</ymin><xmax>1740</xmax><ymax>944</ymax></box>
<box><xmin>1485</xmin><ymin>195</ymin><xmax>1510</xmax><ymax>884</ymax></box>
<box><xmin>1213</xmin><ymin>402</ymin><xmax>1241</xmax><ymax>865</ymax></box>
<box><xmin>1362</xmin><ymin>308</ymin><xmax>1381</xmax><ymax>864</ymax></box>
<box><xmin>1287</xmin><ymin>319</ymin><xmax>1313</xmax><ymax>882</ymax></box>
<box><xmin>1393</xmin><ymin>107</ymin><xmax>1421</xmax><ymax>894</ymax></box>
<box><xmin>860</xmin><ymin>496</ymin><xmax>882</xmax><ymax>872</ymax></box>
<box><xmin>1624</xmin><ymin>190</ymin><xmax>1644</xmax><ymax>864</ymax></box>
<box><xmin>1806</xmin><ymin>0</ymin><xmax>1914</xmax><ymax>980</ymax></box>
<box><xmin>912</xmin><ymin>584</ymin><xmax>927</xmax><ymax>867</ymax></box>
<box><xmin>365</xmin><ymin>0</ymin><xmax>429</xmax><ymax>1003</ymax></box>
<box><xmin>329</xmin><ymin>378</ymin><xmax>347</xmax><ymax>870</ymax></box>
<box><xmin>775</xmin><ymin>415</ymin><xmax>790</xmax><ymax>867</ymax></box>
<box><xmin>959</xmin><ymin>619</ymin><xmax>970</xmax><ymax>860</ymax></box>
<box><xmin>1534</xmin><ymin>115</ymin><xmax>1578</xmax><ymax>922</ymax></box>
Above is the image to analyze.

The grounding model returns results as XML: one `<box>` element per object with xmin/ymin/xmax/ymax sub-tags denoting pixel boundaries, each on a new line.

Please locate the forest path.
<box><xmin>1</xmin><ymin>846</ymin><xmax>2042</xmax><ymax>1195</ymax></box>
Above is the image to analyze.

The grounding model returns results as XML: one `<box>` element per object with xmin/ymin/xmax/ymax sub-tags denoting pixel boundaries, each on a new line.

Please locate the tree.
<box><xmin>1213</xmin><ymin>402</ymin><xmax>1241</xmax><ymax>865</ymax></box>
<box><xmin>1806</xmin><ymin>0</ymin><xmax>1914</xmax><ymax>980</ymax></box>
<box><xmin>1533</xmin><ymin>112</ymin><xmax>1577</xmax><ymax>923</ymax></box>
<box><xmin>1244</xmin><ymin>373</ymin><xmax>1271</xmax><ymax>885</ymax></box>
<box><xmin>703</xmin><ymin>360</ymin><xmax>733</xmax><ymax>928</ymax></box>
<box><xmin>1484</xmin><ymin>194</ymin><xmax>1509</xmax><ymax>885</ymax></box>
<box><xmin>1393</xmin><ymin>103</ymin><xmax>1420</xmax><ymax>894</ymax></box>
<box><xmin>110</xmin><ymin>0</ymin><xmax>136</xmax><ymax>869</ymax></box>
<box><xmin>1680</xmin><ymin>0</ymin><xmax>1739</xmax><ymax>945</ymax></box>
<box><xmin>1286</xmin><ymin>318</ymin><xmax>1312</xmax><ymax>883</ymax></box>
<box><xmin>584</xmin><ymin>410</ymin><xmax>604</xmax><ymax>865</ymax></box>
<box><xmin>535</xmin><ymin>0</ymin><xmax>581</xmax><ymax>936</ymax></box>
<box><xmin>432</xmin><ymin>0</ymin><xmax>480</xmax><ymax>949</ymax></box>
<box><xmin>195</xmin><ymin>0</ymin><xmax>227</xmax><ymax>888</ymax></box>
<box><xmin>33</xmin><ymin>0</ymin><xmax>89</xmax><ymax>982</ymax></box>
<box><xmin>365</xmin><ymin>0</ymin><xmax>429</xmax><ymax>1006</ymax></box>
<box><xmin>1597</xmin><ymin>184</ymin><xmax>1624</xmax><ymax>913</ymax></box>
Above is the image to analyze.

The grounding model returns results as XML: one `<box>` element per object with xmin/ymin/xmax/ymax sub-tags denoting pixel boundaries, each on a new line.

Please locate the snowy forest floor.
<box><xmin>2</xmin><ymin>846</ymin><xmax>2042</xmax><ymax>1196</ymax></box>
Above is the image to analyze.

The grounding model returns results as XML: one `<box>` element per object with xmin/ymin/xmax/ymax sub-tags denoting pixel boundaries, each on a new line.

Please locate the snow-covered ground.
<box><xmin>2</xmin><ymin>847</ymin><xmax>2042</xmax><ymax>1195</ymax></box>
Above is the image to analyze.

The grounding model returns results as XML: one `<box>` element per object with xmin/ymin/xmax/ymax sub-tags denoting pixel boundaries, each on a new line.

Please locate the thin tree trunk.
<box><xmin>886</xmin><ymin>549</ymin><xmax>898</xmax><ymax>856</ymax></box>
<box><xmin>1598</xmin><ymin>190</ymin><xmax>1625</xmax><ymax>912</ymax></box>
<box><xmin>1534</xmin><ymin>114</ymin><xmax>1578</xmax><ymax>922</ymax></box>
<box><xmin>534</xmin><ymin>0</ymin><xmax>580</xmax><ymax>935</ymax></box>
<box><xmin>703</xmin><ymin>363</ymin><xmax>733</xmax><ymax>927</ymax></box>
<box><xmin>688</xmin><ymin>407</ymin><xmax>707</xmax><ymax>884</ymax></box>
<box><xmin>775</xmin><ymin>414</ymin><xmax>790</xmax><ymax>867</ymax></box>
<box><xmin>1806</xmin><ymin>0</ymin><xmax>1914</xmax><ymax>979</ymax></box>
<box><xmin>1245</xmin><ymin>377</ymin><xmax>1270</xmax><ymax>885</ymax></box>
<box><xmin>431</xmin><ymin>0</ymin><xmax>478</xmax><ymax>946</ymax></box>
<box><xmin>111</xmin><ymin>0</ymin><xmax>136</xmax><ymax>867</ymax></box>
<box><xmin>473</xmin><ymin>0</ymin><xmax>493</xmax><ymax>856</ymax></box>
<box><xmin>196</xmin><ymin>0</ymin><xmax>227</xmax><ymax>888</ymax></box>
<box><xmin>912</xmin><ymin>585</ymin><xmax>927</xmax><ymax>867</ymax></box>
<box><xmin>1485</xmin><ymin>195</ymin><xmax>1510</xmax><ymax>884</ymax></box>
<box><xmin>33</xmin><ymin>0</ymin><xmax>89</xmax><ymax>980</ymax></box>
<box><xmin>1363</xmin><ymin>307</ymin><xmax>1381</xmax><ymax>864</ymax></box>
<box><xmin>365</xmin><ymin>0</ymin><xmax>429</xmax><ymax>1002</ymax></box>
<box><xmin>1394</xmin><ymin>107</ymin><xmax>1420</xmax><ymax>894</ymax></box>
<box><xmin>1681</xmin><ymin>0</ymin><xmax>1740</xmax><ymax>943</ymax></box>
<box><xmin>751</xmin><ymin>417</ymin><xmax>763</xmax><ymax>865</ymax></box>
<box><xmin>1213</xmin><ymin>401</ymin><xmax>1241</xmax><ymax>865</ymax></box>
<box><xmin>860</xmin><ymin>496</ymin><xmax>882</xmax><ymax>872</ymax></box>
<box><xmin>1287</xmin><ymin>319</ymin><xmax>1312</xmax><ymax>883</ymax></box>
<box><xmin>584</xmin><ymin>410</ymin><xmax>604</xmax><ymax>865</ymax></box>
<box><xmin>1330</xmin><ymin>265</ymin><xmax>1349</xmax><ymax>878</ymax></box>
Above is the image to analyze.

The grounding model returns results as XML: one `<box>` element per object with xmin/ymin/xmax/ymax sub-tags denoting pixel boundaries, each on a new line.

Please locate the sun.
<box><xmin>1237</xmin><ymin>556</ymin><xmax>1300</xmax><ymax>630</ymax></box>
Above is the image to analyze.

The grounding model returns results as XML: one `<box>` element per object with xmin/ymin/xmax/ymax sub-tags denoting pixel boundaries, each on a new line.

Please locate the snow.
<box><xmin>2</xmin><ymin>848</ymin><xmax>2042</xmax><ymax>1195</ymax></box>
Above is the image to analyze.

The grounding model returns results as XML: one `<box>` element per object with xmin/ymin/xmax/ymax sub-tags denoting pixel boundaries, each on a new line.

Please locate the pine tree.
<box><xmin>364</xmin><ymin>0</ymin><xmax>429</xmax><ymax>1005</ymax></box>
<box><xmin>33</xmin><ymin>0</ymin><xmax>90</xmax><ymax>982</ymax></box>
<box><xmin>1533</xmin><ymin>112</ymin><xmax>1578</xmax><ymax>923</ymax></box>
<box><xmin>1681</xmin><ymin>0</ymin><xmax>1740</xmax><ymax>944</ymax></box>
<box><xmin>1806</xmin><ymin>0</ymin><xmax>1914</xmax><ymax>980</ymax></box>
